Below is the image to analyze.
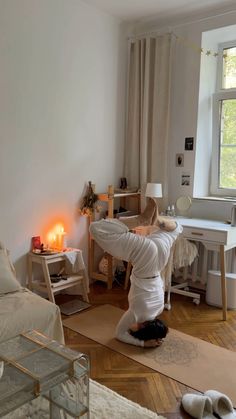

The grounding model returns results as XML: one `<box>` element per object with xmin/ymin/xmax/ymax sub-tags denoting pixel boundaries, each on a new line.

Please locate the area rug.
<box><xmin>63</xmin><ymin>304</ymin><xmax>236</xmax><ymax>406</ymax></box>
<box><xmin>3</xmin><ymin>379</ymin><xmax>163</xmax><ymax>419</ymax></box>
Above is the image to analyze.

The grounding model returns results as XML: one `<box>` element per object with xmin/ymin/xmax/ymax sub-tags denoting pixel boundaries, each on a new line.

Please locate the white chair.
<box><xmin>164</xmin><ymin>237</ymin><xmax>199</xmax><ymax>310</ymax></box>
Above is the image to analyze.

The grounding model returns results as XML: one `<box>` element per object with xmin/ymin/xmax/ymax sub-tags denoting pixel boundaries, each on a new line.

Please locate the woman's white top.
<box><xmin>90</xmin><ymin>218</ymin><xmax>183</xmax><ymax>347</ymax></box>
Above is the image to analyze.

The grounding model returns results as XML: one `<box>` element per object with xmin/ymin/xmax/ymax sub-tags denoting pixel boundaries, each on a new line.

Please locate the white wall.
<box><xmin>0</xmin><ymin>0</ymin><xmax>127</xmax><ymax>283</ymax></box>
<box><xmin>193</xmin><ymin>30</ymin><xmax>218</xmax><ymax>198</ymax></box>
<box><xmin>131</xmin><ymin>8</ymin><xmax>236</xmax><ymax>221</ymax></box>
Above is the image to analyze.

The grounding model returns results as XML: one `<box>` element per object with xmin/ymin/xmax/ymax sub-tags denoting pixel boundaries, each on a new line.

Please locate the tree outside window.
<box><xmin>211</xmin><ymin>42</ymin><xmax>236</xmax><ymax>195</ymax></box>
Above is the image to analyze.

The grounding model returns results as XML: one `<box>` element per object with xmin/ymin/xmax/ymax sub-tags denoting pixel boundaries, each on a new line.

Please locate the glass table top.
<box><xmin>0</xmin><ymin>330</ymin><xmax>89</xmax><ymax>417</ymax></box>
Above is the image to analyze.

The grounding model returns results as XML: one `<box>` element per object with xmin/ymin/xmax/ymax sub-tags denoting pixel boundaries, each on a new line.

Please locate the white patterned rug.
<box><xmin>3</xmin><ymin>379</ymin><xmax>165</xmax><ymax>419</ymax></box>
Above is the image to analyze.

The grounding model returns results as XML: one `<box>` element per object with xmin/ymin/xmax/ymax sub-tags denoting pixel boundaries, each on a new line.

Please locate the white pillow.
<box><xmin>0</xmin><ymin>248</ymin><xmax>21</xmax><ymax>294</ymax></box>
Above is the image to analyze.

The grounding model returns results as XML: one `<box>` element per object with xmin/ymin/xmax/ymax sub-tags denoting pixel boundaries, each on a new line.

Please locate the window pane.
<box><xmin>220</xmin><ymin>99</ymin><xmax>236</xmax><ymax>146</ymax></box>
<box><xmin>223</xmin><ymin>47</ymin><xmax>236</xmax><ymax>89</ymax></box>
<box><xmin>219</xmin><ymin>99</ymin><xmax>236</xmax><ymax>188</ymax></box>
<box><xmin>219</xmin><ymin>146</ymin><xmax>236</xmax><ymax>188</ymax></box>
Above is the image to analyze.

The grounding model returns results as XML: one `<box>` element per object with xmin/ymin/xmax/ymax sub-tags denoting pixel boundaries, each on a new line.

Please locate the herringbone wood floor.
<box><xmin>57</xmin><ymin>280</ymin><xmax>236</xmax><ymax>418</ymax></box>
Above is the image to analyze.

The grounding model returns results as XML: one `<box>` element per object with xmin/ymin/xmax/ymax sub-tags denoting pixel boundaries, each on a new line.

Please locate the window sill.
<box><xmin>193</xmin><ymin>196</ymin><xmax>236</xmax><ymax>203</ymax></box>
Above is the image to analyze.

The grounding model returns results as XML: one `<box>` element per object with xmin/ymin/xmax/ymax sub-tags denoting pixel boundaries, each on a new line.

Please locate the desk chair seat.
<box><xmin>163</xmin><ymin>237</ymin><xmax>199</xmax><ymax>309</ymax></box>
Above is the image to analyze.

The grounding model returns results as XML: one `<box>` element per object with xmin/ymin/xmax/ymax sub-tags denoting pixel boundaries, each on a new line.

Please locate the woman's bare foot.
<box><xmin>151</xmin><ymin>204</ymin><xmax>158</xmax><ymax>225</ymax></box>
<box><xmin>138</xmin><ymin>198</ymin><xmax>157</xmax><ymax>225</ymax></box>
<box><xmin>119</xmin><ymin>198</ymin><xmax>157</xmax><ymax>229</ymax></box>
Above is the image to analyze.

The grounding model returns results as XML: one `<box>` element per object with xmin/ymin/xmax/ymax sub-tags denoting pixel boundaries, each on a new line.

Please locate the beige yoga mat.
<box><xmin>63</xmin><ymin>304</ymin><xmax>236</xmax><ymax>406</ymax></box>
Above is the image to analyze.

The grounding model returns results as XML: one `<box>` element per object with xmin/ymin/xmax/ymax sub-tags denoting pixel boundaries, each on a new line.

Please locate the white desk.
<box><xmin>176</xmin><ymin>217</ymin><xmax>236</xmax><ymax>320</ymax></box>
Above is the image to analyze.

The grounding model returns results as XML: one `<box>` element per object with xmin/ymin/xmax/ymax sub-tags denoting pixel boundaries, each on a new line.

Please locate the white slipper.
<box><xmin>0</xmin><ymin>361</ymin><xmax>3</xmax><ymax>378</ymax></box>
<box><xmin>205</xmin><ymin>390</ymin><xmax>236</xmax><ymax>419</ymax></box>
<box><xmin>182</xmin><ymin>394</ymin><xmax>215</xmax><ymax>418</ymax></box>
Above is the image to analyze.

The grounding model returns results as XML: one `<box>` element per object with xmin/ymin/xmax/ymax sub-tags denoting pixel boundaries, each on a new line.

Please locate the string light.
<box><xmin>174</xmin><ymin>33</ymin><xmax>228</xmax><ymax>59</ymax></box>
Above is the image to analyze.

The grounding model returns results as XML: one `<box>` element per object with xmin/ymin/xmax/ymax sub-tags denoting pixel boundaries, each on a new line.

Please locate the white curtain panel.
<box><xmin>124</xmin><ymin>34</ymin><xmax>173</xmax><ymax>209</ymax></box>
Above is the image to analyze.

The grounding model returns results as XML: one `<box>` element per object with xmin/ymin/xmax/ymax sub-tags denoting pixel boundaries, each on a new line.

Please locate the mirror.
<box><xmin>176</xmin><ymin>196</ymin><xmax>192</xmax><ymax>216</ymax></box>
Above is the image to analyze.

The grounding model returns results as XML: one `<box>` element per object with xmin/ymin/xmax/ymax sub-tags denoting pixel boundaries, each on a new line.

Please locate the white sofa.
<box><xmin>0</xmin><ymin>242</ymin><xmax>64</xmax><ymax>344</ymax></box>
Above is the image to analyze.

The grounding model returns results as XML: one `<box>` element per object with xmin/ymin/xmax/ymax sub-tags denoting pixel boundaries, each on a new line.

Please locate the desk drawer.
<box><xmin>183</xmin><ymin>227</ymin><xmax>227</xmax><ymax>244</ymax></box>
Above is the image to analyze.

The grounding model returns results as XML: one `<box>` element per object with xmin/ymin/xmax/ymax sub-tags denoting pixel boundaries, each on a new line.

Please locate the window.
<box><xmin>211</xmin><ymin>41</ymin><xmax>236</xmax><ymax>196</ymax></box>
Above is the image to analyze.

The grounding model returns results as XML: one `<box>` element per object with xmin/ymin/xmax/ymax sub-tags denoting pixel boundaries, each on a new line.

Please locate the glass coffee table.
<box><xmin>0</xmin><ymin>330</ymin><xmax>89</xmax><ymax>418</ymax></box>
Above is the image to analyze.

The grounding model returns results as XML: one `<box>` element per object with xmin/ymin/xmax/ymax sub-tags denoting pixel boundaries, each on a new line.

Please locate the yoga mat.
<box><xmin>63</xmin><ymin>304</ymin><xmax>236</xmax><ymax>406</ymax></box>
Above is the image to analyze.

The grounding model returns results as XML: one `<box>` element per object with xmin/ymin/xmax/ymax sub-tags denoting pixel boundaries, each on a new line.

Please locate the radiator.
<box><xmin>179</xmin><ymin>243</ymin><xmax>236</xmax><ymax>285</ymax></box>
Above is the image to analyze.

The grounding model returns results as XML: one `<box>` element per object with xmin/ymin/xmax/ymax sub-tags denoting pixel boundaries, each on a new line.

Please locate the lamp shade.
<box><xmin>145</xmin><ymin>183</ymin><xmax>162</xmax><ymax>198</ymax></box>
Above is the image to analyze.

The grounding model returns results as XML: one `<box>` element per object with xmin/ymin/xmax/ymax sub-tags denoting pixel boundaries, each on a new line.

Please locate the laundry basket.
<box><xmin>206</xmin><ymin>270</ymin><xmax>236</xmax><ymax>309</ymax></box>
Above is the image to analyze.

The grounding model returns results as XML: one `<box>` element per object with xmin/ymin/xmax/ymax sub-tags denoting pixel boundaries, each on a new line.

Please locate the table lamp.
<box><xmin>145</xmin><ymin>183</ymin><xmax>163</xmax><ymax>199</ymax></box>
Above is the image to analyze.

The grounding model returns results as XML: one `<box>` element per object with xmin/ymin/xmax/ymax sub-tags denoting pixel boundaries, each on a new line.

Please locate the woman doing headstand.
<box><xmin>89</xmin><ymin>200</ymin><xmax>183</xmax><ymax>348</ymax></box>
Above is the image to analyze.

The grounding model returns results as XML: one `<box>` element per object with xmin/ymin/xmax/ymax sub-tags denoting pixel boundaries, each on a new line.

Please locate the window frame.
<box><xmin>210</xmin><ymin>40</ymin><xmax>236</xmax><ymax>197</ymax></box>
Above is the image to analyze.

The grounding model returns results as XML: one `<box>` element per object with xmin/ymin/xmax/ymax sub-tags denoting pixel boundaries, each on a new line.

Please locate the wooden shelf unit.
<box><xmin>89</xmin><ymin>184</ymin><xmax>141</xmax><ymax>289</ymax></box>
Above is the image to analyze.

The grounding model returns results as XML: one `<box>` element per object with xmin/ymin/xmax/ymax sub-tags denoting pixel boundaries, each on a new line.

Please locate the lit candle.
<box><xmin>56</xmin><ymin>227</ymin><xmax>65</xmax><ymax>251</ymax></box>
<box><xmin>55</xmin><ymin>234</ymin><xmax>61</xmax><ymax>250</ymax></box>
<box><xmin>62</xmin><ymin>232</ymin><xmax>67</xmax><ymax>250</ymax></box>
<box><xmin>48</xmin><ymin>233</ymin><xmax>57</xmax><ymax>249</ymax></box>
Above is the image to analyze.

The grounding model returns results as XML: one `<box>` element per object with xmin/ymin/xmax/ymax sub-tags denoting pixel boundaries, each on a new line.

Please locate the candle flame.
<box><xmin>47</xmin><ymin>223</ymin><xmax>66</xmax><ymax>250</ymax></box>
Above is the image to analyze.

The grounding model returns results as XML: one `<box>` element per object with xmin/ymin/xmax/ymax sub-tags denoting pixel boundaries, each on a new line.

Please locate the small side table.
<box><xmin>28</xmin><ymin>250</ymin><xmax>89</xmax><ymax>304</ymax></box>
<box><xmin>0</xmin><ymin>330</ymin><xmax>89</xmax><ymax>418</ymax></box>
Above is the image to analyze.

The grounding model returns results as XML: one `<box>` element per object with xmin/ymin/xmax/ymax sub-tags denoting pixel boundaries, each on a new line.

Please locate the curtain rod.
<box><xmin>128</xmin><ymin>30</ymin><xmax>172</xmax><ymax>42</ymax></box>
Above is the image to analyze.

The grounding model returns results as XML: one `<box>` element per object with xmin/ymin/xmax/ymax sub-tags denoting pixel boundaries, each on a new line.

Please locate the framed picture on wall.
<box><xmin>185</xmin><ymin>137</ymin><xmax>194</xmax><ymax>151</ymax></box>
<box><xmin>181</xmin><ymin>173</ymin><xmax>191</xmax><ymax>186</ymax></box>
<box><xmin>176</xmin><ymin>153</ymin><xmax>184</xmax><ymax>167</ymax></box>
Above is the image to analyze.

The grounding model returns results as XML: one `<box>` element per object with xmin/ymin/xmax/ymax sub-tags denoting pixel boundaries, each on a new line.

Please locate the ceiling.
<box><xmin>82</xmin><ymin>0</ymin><xmax>236</xmax><ymax>24</ymax></box>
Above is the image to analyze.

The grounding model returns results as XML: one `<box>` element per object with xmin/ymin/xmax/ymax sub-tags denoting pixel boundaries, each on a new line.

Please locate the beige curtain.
<box><xmin>124</xmin><ymin>34</ymin><xmax>172</xmax><ymax>207</ymax></box>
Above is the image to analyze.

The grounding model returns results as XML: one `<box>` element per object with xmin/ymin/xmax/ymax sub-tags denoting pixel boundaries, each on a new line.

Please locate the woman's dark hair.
<box><xmin>129</xmin><ymin>319</ymin><xmax>168</xmax><ymax>341</ymax></box>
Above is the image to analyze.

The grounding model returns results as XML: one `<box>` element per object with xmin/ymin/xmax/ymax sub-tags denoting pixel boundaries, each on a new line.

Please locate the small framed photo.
<box><xmin>181</xmin><ymin>173</ymin><xmax>191</xmax><ymax>186</ymax></box>
<box><xmin>31</xmin><ymin>236</ymin><xmax>41</xmax><ymax>250</ymax></box>
<box><xmin>185</xmin><ymin>137</ymin><xmax>194</xmax><ymax>151</ymax></box>
<box><xmin>176</xmin><ymin>153</ymin><xmax>184</xmax><ymax>167</ymax></box>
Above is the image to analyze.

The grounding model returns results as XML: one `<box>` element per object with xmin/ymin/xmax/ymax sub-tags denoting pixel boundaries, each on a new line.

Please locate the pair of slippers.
<box><xmin>182</xmin><ymin>390</ymin><xmax>236</xmax><ymax>419</ymax></box>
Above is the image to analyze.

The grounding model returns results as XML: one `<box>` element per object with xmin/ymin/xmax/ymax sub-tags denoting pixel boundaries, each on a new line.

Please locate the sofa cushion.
<box><xmin>0</xmin><ymin>248</ymin><xmax>21</xmax><ymax>294</ymax></box>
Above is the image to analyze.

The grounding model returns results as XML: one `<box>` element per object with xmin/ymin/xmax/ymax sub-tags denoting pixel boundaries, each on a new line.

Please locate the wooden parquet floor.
<box><xmin>57</xmin><ymin>281</ymin><xmax>236</xmax><ymax>418</ymax></box>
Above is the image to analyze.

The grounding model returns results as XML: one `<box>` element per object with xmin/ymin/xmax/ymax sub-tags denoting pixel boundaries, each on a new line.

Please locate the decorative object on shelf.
<box><xmin>120</xmin><ymin>177</ymin><xmax>128</xmax><ymax>189</ymax></box>
<box><xmin>31</xmin><ymin>237</ymin><xmax>51</xmax><ymax>254</ymax></box>
<box><xmin>31</xmin><ymin>236</ymin><xmax>41</xmax><ymax>251</ymax></box>
<box><xmin>50</xmin><ymin>272</ymin><xmax>68</xmax><ymax>283</ymax></box>
<box><xmin>79</xmin><ymin>181</ymin><xmax>99</xmax><ymax>216</ymax></box>
<box><xmin>99</xmin><ymin>253</ymin><xmax>113</xmax><ymax>276</ymax></box>
<box><xmin>98</xmin><ymin>253</ymin><xmax>121</xmax><ymax>276</ymax></box>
